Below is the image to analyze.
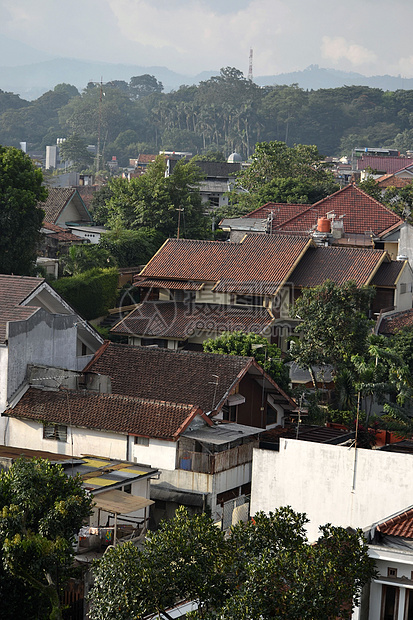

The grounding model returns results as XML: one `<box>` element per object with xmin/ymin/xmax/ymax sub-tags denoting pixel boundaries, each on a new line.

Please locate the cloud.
<box><xmin>321</xmin><ymin>36</ymin><xmax>377</xmax><ymax>67</ymax></box>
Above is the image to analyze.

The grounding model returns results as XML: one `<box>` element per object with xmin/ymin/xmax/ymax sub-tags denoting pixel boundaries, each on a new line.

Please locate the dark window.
<box><xmin>222</xmin><ymin>404</ymin><xmax>237</xmax><ymax>422</ymax></box>
<box><xmin>388</xmin><ymin>567</ymin><xmax>397</xmax><ymax>577</ymax></box>
<box><xmin>134</xmin><ymin>436</ymin><xmax>149</xmax><ymax>446</ymax></box>
<box><xmin>43</xmin><ymin>424</ymin><xmax>67</xmax><ymax>442</ymax></box>
<box><xmin>381</xmin><ymin>585</ymin><xmax>399</xmax><ymax>620</ymax></box>
<box><xmin>123</xmin><ymin>484</ymin><xmax>132</xmax><ymax>494</ymax></box>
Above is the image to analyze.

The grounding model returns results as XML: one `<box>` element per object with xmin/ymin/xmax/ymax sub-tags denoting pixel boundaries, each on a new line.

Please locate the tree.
<box><xmin>129</xmin><ymin>74</ymin><xmax>164</xmax><ymax>100</ymax></box>
<box><xmin>60</xmin><ymin>244</ymin><xmax>117</xmax><ymax>276</ymax></box>
<box><xmin>99</xmin><ymin>228</ymin><xmax>165</xmax><ymax>268</ymax></box>
<box><xmin>58</xmin><ymin>133</ymin><xmax>93</xmax><ymax>171</ymax></box>
<box><xmin>228</xmin><ymin>140</ymin><xmax>338</xmax><ymax>211</ymax></box>
<box><xmin>89</xmin><ymin>506</ymin><xmax>376</xmax><ymax>620</ymax></box>
<box><xmin>0</xmin><ymin>145</ymin><xmax>47</xmax><ymax>275</ymax></box>
<box><xmin>289</xmin><ymin>280</ymin><xmax>375</xmax><ymax>389</ymax></box>
<box><xmin>106</xmin><ymin>155</ymin><xmax>209</xmax><ymax>238</ymax></box>
<box><xmin>203</xmin><ymin>331</ymin><xmax>290</xmax><ymax>393</ymax></box>
<box><xmin>0</xmin><ymin>458</ymin><xmax>93</xmax><ymax>620</ymax></box>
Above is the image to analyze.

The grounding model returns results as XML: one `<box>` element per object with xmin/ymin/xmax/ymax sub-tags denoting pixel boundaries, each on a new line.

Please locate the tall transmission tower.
<box><xmin>248</xmin><ymin>48</ymin><xmax>253</xmax><ymax>81</ymax></box>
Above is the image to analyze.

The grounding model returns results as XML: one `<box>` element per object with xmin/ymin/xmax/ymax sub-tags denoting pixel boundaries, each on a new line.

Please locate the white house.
<box><xmin>0</xmin><ymin>274</ymin><xmax>103</xmax><ymax>418</ymax></box>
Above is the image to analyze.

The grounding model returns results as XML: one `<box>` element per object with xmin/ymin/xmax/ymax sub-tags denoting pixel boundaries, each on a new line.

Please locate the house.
<box><xmin>195</xmin><ymin>161</ymin><xmax>241</xmax><ymax>209</ymax></box>
<box><xmin>377</xmin><ymin>308</ymin><xmax>413</xmax><ymax>336</ymax></box>
<box><xmin>38</xmin><ymin>187</ymin><xmax>93</xmax><ymax>228</ymax></box>
<box><xmin>356</xmin><ymin>155</ymin><xmax>413</xmax><ymax>176</ymax></box>
<box><xmin>5</xmin><ymin>342</ymin><xmax>295</xmax><ymax>524</ymax></box>
<box><xmin>365</xmin><ymin>507</ymin><xmax>413</xmax><ymax>620</ymax></box>
<box><xmin>0</xmin><ymin>445</ymin><xmax>157</xmax><ymax>547</ymax></box>
<box><xmin>111</xmin><ymin>232</ymin><xmax>412</xmax><ymax>351</ymax></box>
<box><xmin>0</xmin><ymin>274</ymin><xmax>103</xmax><ymax>417</ymax></box>
<box><xmin>376</xmin><ymin>165</ymin><xmax>413</xmax><ymax>189</ymax></box>
<box><xmin>221</xmin><ymin>184</ymin><xmax>413</xmax><ymax>266</ymax></box>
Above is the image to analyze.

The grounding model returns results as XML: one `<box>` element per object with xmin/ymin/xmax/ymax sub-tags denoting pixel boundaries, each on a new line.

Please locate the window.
<box><xmin>123</xmin><ymin>484</ymin><xmax>132</xmax><ymax>494</ymax></box>
<box><xmin>235</xmin><ymin>294</ymin><xmax>264</xmax><ymax>307</ymax></box>
<box><xmin>381</xmin><ymin>585</ymin><xmax>399</xmax><ymax>620</ymax></box>
<box><xmin>222</xmin><ymin>404</ymin><xmax>237</xmax><ymax>422</ymax></box>
<box><xmin>43</xmin><ymin>424</ymin><xmax>67</xmax><ymax>442</ymax></box>
<box><xmin>135</xmin><ymin>436</ymin><xmax>149</xmax><ymax>446</ymax></box>
<box><xmin>388</xmin><ymin>567</ymin><xmax>398</xmax><ymax>577</ymax></box>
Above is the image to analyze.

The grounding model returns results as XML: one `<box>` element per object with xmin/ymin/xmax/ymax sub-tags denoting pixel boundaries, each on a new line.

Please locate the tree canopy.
<box><xmin>0</xmin><ymin>458</ymin><xmax>93</xmax><ymax>620</ymax></box>
<box><xmin>0</xmin><ymin>145</ymin><xmax>47</xmax><ymax>275</ymax></box>
<box><xmin>203</xmin><ymin>331</ymin><xmax>290</xmax><ymax>393</ymax></box>
<box><xmin>289</xmin><ymin>280</ymin><xmax>375</xmax><ymax>388</ymax></box>
<box><xmin>103</xmin><ymin>155</ymin><xmax>209</xmax><ymax>238</ymax></box>
<box><xmin>89</xmin><ymin>506</ymin><xmax>376</xmax><ymax>620</ymax></box>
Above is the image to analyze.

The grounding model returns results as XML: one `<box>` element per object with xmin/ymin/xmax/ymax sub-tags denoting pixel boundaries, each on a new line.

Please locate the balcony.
<box><xmin>176</xmin><ymin>441</ymin><xmax>257</xmax><ymax>474</ymax></box>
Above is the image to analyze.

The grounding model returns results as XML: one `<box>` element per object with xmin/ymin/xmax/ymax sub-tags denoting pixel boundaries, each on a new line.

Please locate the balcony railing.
<box><xmin>176</xmin><ymin>441</ymin><xmax>257</xmax><ymax>474</ymax></box>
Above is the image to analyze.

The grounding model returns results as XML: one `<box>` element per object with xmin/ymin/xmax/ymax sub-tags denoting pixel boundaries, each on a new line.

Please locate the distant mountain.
<box><xmin>255</xmin><ymin>64</ymin><xmax>413</xmax><ymax>91</ymax></box>
<box><xmin>0</xmin><ymin>58</ymin><xmax>218</xmax><ymax>100</ymax></box>
<box><xmin>1</xmin><ymin>57</ymin><xmax>413</xmax><ymax>101</ymax></box>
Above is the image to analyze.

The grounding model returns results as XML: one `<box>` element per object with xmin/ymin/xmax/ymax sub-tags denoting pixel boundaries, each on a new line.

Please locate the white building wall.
<box><xmin>399</xmin><ymin>223</ymin><xmax>413</xmax><ymax>267</ymax></box>
<box><xmin>0</xmin><ymin>347</ymin><xmax>8</xmax><ymax>412</ymax></box>
<box><xmin>251</xmin><ymin>440</ymin><xmax>413</xmax><ymax>541</ymax></box>
<box><xmin>394</xmin><ymin>262</ymin><xmax>413</xmax><ymax>312</ymax></box>
<box><xmin>131</xmin><ymin>437</ymin><xmax>177</xmax><ymax>470</ymax></box>
<box><xmin>4</xmin><ymin>417</ymin><xmax>127</xmax><ymax>460</ymax></box>
<box><xmin>6</xmin><ymin>311</ymin><xmax>78</xmax><ymax>404</ymax></box>
<box><xmin>55</xmin><ymin>200</ymin><xmax>82</xmax><ymax>227</ymax></box>
<box><xmin>368</xmin><ymin>547</ymin><xmax>413</xmax><ymax>620</ymax></box>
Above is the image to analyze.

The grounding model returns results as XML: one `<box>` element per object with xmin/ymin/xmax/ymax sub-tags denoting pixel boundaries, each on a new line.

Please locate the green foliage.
<box><xmin>52</xmin><ymin>267</ymin><xmax>119</xmax><ymax>319</ymax></box>
<box><xmin>4</xmin><ymin>78</ymin><xmax>413</xmax><ymax>159</ymax></box>
<box><xmin>229</xmin><ymin>140</ymin><xmax>338</xmax><ymax>211</ymax></box>
<box><xmin>89</xmin><ymin>506</ymin><xmax>376</xmax><ymax>620</ymax></box>
<box><xmin>99</xmin><ymin>228</ymin><xmax>164</xmax><ymax>268</ymax></box>
<box><xmin>58</xmin><ymin>133</ymin><xmax>93</xmax><ymax>171</ymax></box>
<box><xmin>203</xmin><ymin>331</ymin><xmax>290</xmax><ymax>393</ymax></box>
<box><xmin>0</xmin><ymin>145</ymin><xmax>47</xmax><ymax>275</ymax></box>
<box><xmin>60</xmin><ymin>244</ymin><xmax>117</xmax><ymax>276</ymax></box>
<box><xmin>360</xmin><ymin>175</ymin><xmax>413</xmax><ymax>221</ymax></box>
<box><xmin>0</xmin><ymin>458</ymin><xmax>93</xmax><ymax>620</ymax></box>
<box><xmin>106</xmin><ymin>155</ymin><xmax>209</xmax><ymax>238</ymax></box>
<box><xmin>289</xmin><ymin>280</ymin><xmax>375</xmax><ymax>387</ymax></box>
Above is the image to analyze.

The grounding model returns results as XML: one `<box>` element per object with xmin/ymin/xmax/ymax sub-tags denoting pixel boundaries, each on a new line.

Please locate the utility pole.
<box><xmin>176</xmin><ymin>207</ymin><xmax>184</xmax><ymax>239</ymax></box>
<box><xmin>248</xmin><ymin>48</ymin><xmax>253</xmax><ymax>82</ymax></box>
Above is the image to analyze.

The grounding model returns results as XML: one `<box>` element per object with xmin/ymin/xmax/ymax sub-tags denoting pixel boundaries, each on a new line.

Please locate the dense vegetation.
<box><xmin>89</xmin><ymin>506</ymin><xmax>375</xmax><ymax>620</ymax></box>
<box><xmin>2</xmin><ymin>70</ymin><xmax>413</xmax><ymax>162</ymax></box>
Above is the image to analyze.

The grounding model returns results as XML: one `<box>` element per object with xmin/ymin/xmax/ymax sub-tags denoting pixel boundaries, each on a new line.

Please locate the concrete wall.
<box><xmin>0</xmin><ymin>347</ymin><xmax>8</xmax><ymax>412</ymax></box>
<box><xmin>6</xmin><ymin>310</ymin><xmax>78</xmax><ymax>403</ymax></box>
<box><xmin>4</xmin><ymin>417</ymin><xmax>127</xmax><ymax>460</ymax></box>
<box><xmin>131</xmin><ymin>437</ymin><xmax>177</xmax><ymax>470</ymax></box>
<box><xmin>251</xmin><ymin>439</ymin><xmax>413</xmax><ymax>541</ymax></box>
<box><xmin>394</xmin><ymin>262</ymin><xmax>413</xmax><ymax>312</ymax></box>
<box><xmin>399</xmin><ymin>223</ymin><xmax>413</xmax><ymax>267</ymax></box>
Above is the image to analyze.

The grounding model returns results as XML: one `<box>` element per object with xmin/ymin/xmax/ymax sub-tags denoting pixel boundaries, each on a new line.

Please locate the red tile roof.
<box><xmin>83</xmin><ymin>342</ymin><xmax>293</xmax><ymax>414</ymax></box>
<box><xmin>141</xmin><ymin>234</ymin><xmax>312</xmax><ymax>293</ymax></box>
<box><xmin>9</xmin><ymin>387</ymin><xmax>202</xmax><ymax>441</ymax></box>
<box><xmin>357</xmin><ymin>156</ymin><xmax>413</xmax><ymax>174</ymax></box>
<box><xmin>111</xmin><ymin>302</ymin><xmax>273</xmax><ymax>339</ymax></box>
<box><xmin>134</xmin><ymin>278</ymin><xmax>204</xmax><ymax>291</ymax></box>
<box><xmin>289</xmin><ymin>246</ymin><xmax>387</xmax><ymax>288</ymax></box>
<box><xmin>38</xmin><ymin>188</ymin><xmax>91</xmax><ymax>225</ymax></box>
<box><xmin>42</xmin><ymin>222</ymin><xmax>84</xmax><ymax>242</ymax></box>
<box><xmin>0</xmin><ymin>275</ymin><xmax>44</xmax><ymax>343</ymax></box>
<box><xmin>378</xmin><ymin>309</ymin><xmax>413</xmax><ymax>335</ymax></box>
<box><xmin>244</xmin><ymin>202</ymin><xmax>310</xmax><ymax>226</ymax></box>
<box><xmin>376</xmin><ymin>174</ymin><xmax>413</xmax><ymax>189</ymax></box>
<box><xmin>274</xmin><ymin>184</ymin><xmax>402</xmax><ymax>238</ymax></box>
<box><xmin>377</xmin><ymin>507</ymin><xmax>413</xmax><ymax>538</ymax></box>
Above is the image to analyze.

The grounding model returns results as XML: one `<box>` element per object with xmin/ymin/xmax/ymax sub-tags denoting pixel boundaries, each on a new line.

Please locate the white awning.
<box><xmin>93</xmin><ymin>489</ymin><xmax>154</xmax><ymax>514</ymax></box>
<box><xmin>226</xmin><ymin>393</ymin><xmax>246</xmax><ymax>406</ymax></box>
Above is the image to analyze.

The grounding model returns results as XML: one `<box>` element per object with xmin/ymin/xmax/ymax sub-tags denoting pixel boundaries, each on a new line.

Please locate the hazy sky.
<box><xmin>1</xmin><ymin>0</ymin><xmax>413</xmax><ymax>78</ymax></box>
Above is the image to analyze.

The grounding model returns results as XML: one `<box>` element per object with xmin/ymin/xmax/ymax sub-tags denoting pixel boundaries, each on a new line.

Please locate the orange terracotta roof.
<box><xmin>244</xmin><ymin>202</ymin><xmax>310</xmax><ymax>226</ymax></box>
<box><xmin>9</xmin><ymin>387</ymin><xmax>202</xmax><ymax>441</ymax></box>
<box><xmin>378</xmin><ymin>309</ymin><xmax>413</xmax><ymax>335</ymax></box>
<box><xmin>140</xmin><ymin>234</ymin><xmax>312</xmax><ymax>293</ymax></box>
<box><xmin>111</xmin><ymin>302</ymin><xmax>273</xmax><ymax>339</ymax></box>
<box><xmin>274</xmin><ymin>184</ymin><xmax>402</xmax><ymax>238</ymax></box>
<box><xmin>42</xmin><ymin>222</ymin><xmax>84</xmax><ymax>242</ymax></box>
<box><xmin>377</xmin><ymin>507</ymin><xmax>413</xmax><ymax>538</ymax></box>
<box><xmin>376</xmin><ymin>174</ymin><xmax>413</xmax><ymax>189</ymax></box>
